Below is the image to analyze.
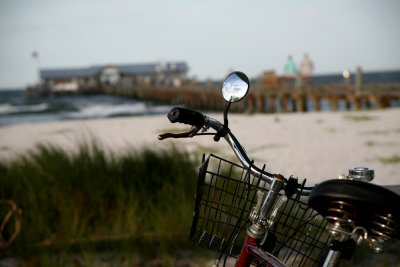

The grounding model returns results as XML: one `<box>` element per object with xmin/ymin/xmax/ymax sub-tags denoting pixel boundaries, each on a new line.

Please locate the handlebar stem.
<box><xmin>247</xmin><ymin>177</ymin><xmax>285</xmax><ymax>239</ymax></box>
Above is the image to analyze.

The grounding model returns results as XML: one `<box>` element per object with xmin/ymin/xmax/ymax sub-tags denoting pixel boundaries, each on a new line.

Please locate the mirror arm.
<box><xmin>214</xmin><ymin>101</ymin><xmax>231</xmax><ymax>142</ymax></box>
<box><xmin>223</xmin><ymin>101</ymin><xmax>231</xmax><ymax>127</ymax></box>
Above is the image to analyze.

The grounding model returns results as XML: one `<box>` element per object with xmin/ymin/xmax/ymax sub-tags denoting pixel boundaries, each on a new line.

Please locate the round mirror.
<box><xmin>221</xmin><ymin>71</ymin><xmax>250</xmax><ymax>103</ymax></box>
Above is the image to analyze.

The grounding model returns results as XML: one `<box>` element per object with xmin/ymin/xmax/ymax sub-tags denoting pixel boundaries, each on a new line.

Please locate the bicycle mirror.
<box><xmin>221</xmin><ymin>71</ymin><xmax>250</xmax><ymax>103</ymax></box>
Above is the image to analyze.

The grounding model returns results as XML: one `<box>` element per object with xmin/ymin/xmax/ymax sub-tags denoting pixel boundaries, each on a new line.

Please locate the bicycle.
<box><xmin>158</xmin><ymin>71</ymin><xmax>400</xmax><ymax>267</ymax></box>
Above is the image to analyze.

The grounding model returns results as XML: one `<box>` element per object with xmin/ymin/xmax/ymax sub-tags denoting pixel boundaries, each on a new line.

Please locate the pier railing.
<box><xmin>103</xmin><ymin>83</ymin><xmax>400</xmax><ymax>113</ymax></box>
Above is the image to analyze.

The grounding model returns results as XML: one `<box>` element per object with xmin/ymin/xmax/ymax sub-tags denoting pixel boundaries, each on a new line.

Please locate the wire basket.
<box><xmin>189</xmin><ymin>154</ymin><xmax>332</xmax><ymax>267</ymax></box>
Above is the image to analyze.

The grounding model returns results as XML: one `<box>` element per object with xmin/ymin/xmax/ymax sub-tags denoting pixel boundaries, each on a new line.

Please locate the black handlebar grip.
<box><xmin>167</xmin><ymin>107</ymin><xmax>205</xmax><ymax>127</ymax></box>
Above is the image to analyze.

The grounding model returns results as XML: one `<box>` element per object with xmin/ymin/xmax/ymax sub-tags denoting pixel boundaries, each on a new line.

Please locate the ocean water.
<box><xmin>0</xmin><ymin>90</ymin><xmax>173</xmax><ymax>126</ymax></box>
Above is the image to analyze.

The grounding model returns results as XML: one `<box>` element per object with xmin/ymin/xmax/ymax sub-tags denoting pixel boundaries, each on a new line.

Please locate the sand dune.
<box><xmin>1</xmin><ymin>108</ymin><xmax>399</xmax><ymax>186</ymax></box>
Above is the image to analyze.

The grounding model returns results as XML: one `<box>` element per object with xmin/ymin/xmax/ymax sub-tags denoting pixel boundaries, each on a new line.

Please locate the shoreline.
<box><xmin>1</xmin><ymin>108</ymin><xmax>400</xmax><ymax>186</ymax></box>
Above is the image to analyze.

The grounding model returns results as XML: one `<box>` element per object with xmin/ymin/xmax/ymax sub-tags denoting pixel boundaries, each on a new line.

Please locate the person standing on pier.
<box><xmin>299</xmin><ymin>53</ymin><xmax>314</xmax><ymax>82</ymax></box>
<box><xmin>283</xmin><ymin>55</ymin><xmax>297</xmax><ymax>87</ymax></box>
<box><xmin>284</xmin><ymin>55</ymin><xmax>297</xmax><ymax>78</ymax></box>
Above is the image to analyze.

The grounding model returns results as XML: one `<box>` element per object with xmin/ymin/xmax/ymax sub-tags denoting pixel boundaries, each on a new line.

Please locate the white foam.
<box><xmin>65</xmin><ymin>103</ymin><xmax>159</xmax><ymax>119</ymax></box>
<box><xmin>0</xmin><ymin>103</ymin><xmax>49</xmax><ymax>115</ymax></box>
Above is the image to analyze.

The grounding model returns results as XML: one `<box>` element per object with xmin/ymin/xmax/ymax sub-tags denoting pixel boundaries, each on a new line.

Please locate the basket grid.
<box><xmin>190</xmin><ymin>154</ymin><xmax>332</xmax><ymax>267</ymax></box>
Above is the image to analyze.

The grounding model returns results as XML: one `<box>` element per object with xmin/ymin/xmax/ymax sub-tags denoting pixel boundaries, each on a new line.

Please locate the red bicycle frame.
<box><xmin>235</xmin><ymin>235</ymin><xmax>287</xmax><ymax>267</ymax></box>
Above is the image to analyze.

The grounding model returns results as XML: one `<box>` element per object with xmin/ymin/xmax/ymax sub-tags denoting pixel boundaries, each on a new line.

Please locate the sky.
<box><xmin>0</xmin><ymin>0</ymin><xmax>399</xmax><ymax>89</ymax></box>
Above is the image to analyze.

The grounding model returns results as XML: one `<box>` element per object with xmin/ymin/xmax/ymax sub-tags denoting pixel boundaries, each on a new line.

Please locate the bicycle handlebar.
<box><xmin>167</xmin><ymin>107</ymin><xmax>205</xmax><ymax>127</ymax></box>
<box><xmin>162</xmin><ymin>107</ymin><xmax>313</xmax><ymax>195</ymax></box>
<box><xmin>204</xmin><ymin>116</ymin><xmax>277</xmax><ymax>182</ymax></box>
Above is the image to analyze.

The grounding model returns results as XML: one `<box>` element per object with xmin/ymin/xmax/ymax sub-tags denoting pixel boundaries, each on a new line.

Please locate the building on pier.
<box><xmin>38</xmin><ymin>61</ymin><xmax>189</xmax><ymax>93</ymax></box>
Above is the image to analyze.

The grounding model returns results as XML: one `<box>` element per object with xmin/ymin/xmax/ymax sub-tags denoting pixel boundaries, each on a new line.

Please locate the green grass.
<box><xmin>378</xmin><ymin>154</ymin><xmax>400</xmax><ymax>164</ymax></box>
<box><xmin>0</xmin><ymin>142</ymin><xmax>199</xmax><ymax>265</ymax></box>
<box><xmin>343</xmin><ymin>114</ymin><xmax>377</xmax><ymax>121</ymax></box>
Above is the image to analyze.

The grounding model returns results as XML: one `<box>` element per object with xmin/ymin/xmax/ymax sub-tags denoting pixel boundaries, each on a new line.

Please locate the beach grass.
<box><xmin>378</xmin><ymin>154</ymin><xmax>400</xmax><ymax>164</ymax></box>
<box><xmin>0</xmin><ymin>141</ymin><xmax>200</xmax><ymax>265</ymax></box>
<box><xmin>343</xmin><ymin>114</ymin><xmax>378</xmax><ymax>121</ymax></box>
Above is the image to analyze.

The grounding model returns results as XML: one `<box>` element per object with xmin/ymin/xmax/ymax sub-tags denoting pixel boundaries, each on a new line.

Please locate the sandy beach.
<box><xmin>1</xmin><ymin>108</ymin><xmax>400</xmax><ymax>186</ymax></box>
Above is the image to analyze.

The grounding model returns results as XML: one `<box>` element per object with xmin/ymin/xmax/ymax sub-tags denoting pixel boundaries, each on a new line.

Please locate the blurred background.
<box><xmin>1</xmin><ymin>0</ymin><xmax>400</xmax><ymax>124</ymax></box>
<box><xmin>1</xmin><ymin>0</ymin><xmax>400</xmax><ymax>88</ymax></box>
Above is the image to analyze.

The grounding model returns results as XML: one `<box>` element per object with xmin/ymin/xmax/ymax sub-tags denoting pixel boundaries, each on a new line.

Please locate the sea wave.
<box><xmin>0</xmin><ymin>103</ymin><xmax>49</xmax><ymax>115</ymax></box>
<box><xmin>65</xmin><ymin>103</ymin><xmax>171</xmax><ymax>119</ymax></box>
<box><xmin>0</xmin><ymin>91</ymin><xmax>173</xmax><ymax>125</ymax></box>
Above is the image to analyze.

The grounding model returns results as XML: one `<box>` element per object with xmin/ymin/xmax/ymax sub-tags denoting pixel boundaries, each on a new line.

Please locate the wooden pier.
<box><xmin>103</xmin><ymin>82</ymin><xmax>400</xmax><ymax>113</ymax></box>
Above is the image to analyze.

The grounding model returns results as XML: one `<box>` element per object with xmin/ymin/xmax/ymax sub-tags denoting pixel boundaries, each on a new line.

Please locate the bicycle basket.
<box><xmin>189</xmin><ymin>154</ymin><xmax>332</xmax><ymax>267</ymax></box>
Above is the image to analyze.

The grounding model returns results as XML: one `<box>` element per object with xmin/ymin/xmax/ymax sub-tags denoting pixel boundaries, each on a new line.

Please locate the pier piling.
<box><xmin>100</xmin><ymin>83</ymin><xmax>399</xmax><ymax>113</ymax></box>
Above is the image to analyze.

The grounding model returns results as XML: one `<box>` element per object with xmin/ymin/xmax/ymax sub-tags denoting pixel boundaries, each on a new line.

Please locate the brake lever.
<box><xmin>158</xmin><ymin>126</ymin><xmax>200</xmax><ymax>140</ymax></box>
